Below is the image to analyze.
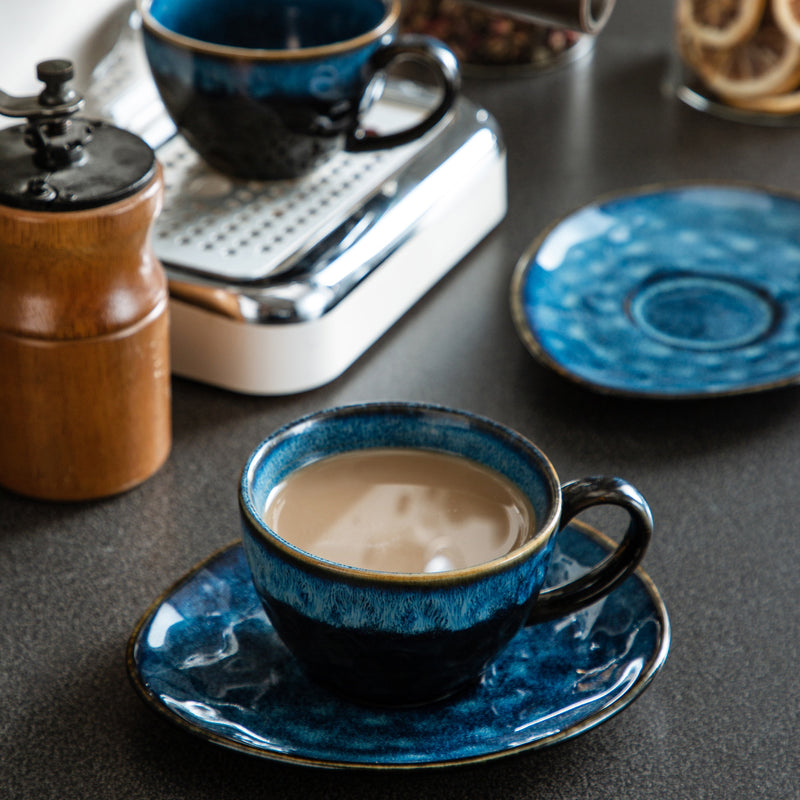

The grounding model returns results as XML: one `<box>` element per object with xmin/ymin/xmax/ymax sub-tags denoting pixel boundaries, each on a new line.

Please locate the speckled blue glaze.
<box><xmin>143</xmin><ymin>0</ymin><xmax>387</xmax><ymax>99</ymax></box>
<box><xmin>126</xmin><ymin>523</ymin><xmax>670</xmax><ymax>768</ymax></box>
<box><xmin>242</xmin><ymin>543</ymin><xmax>551</xmax><ymax>634</ymax></box>
<box><xmin>239</xmin><ymin>403</ymin><xmax>562</xmax><ymax>705</ymax></box>
<box><xmin>511</xmin><ymin>183</ymin><xmax>800</xmax><ymax>397</ymax></box>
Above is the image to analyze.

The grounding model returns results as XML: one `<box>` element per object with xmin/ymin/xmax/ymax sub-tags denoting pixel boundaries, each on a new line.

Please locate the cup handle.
<box><xmin>344</xmin><ymin>34</ymin><xmax>461</xmax><ymax>152</ymax></box>
<box><xmin>526</xmin><ymin>477</ymin><xmax>653</xmax><ymax>624</ymax></box>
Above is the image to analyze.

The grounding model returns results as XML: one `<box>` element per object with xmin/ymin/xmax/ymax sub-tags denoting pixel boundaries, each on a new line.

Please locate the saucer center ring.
<box><xmin>627</xmin><ymin>271</ymin><xmax>778</xmax><ymax>351</ymax></box>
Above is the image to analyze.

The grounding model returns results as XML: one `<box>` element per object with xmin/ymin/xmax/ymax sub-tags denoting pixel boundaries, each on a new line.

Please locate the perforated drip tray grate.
<box><xmin>154</xmin><ymin>93</ymin><xmax>432</xmax><ymax>284</ymax></box>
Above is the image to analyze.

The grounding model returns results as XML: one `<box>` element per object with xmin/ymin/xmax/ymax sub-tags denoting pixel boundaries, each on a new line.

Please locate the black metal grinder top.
<box><xmin>0</xmin><ymin>59</ymin><xmax>156</xmax><ymax>211</ymax></box>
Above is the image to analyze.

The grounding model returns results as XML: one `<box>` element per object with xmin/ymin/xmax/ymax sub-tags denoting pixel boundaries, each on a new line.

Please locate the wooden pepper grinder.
<box><xmin>0</xmin><ymin>60</ymin><xmax>171</xmax><ymax>500</ymax></box>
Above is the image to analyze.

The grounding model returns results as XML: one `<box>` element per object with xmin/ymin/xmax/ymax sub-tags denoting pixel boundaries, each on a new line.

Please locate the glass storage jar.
<box><xmin>673</xmin><ymin>0</ymin><xmax>800</xmax><ymax>123</ymax></box>
<box><xmin>400</xmin><ymin>0</ymin><xmax>593</xmax><ymax>76</ymax></box>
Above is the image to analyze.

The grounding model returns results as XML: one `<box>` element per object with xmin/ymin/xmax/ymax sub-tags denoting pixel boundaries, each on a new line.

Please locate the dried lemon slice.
<box><xmin>691</xmin><ymin>20</ymin><xmax>800</xmax><ymax>99</ymax></box>
<box><xmin>677</xmin><ymin>0</ymin><xmax>767</xmax><ymax>48</ymax></box>
<box><xmin>773</xmin><ymin>0</ymin><xmax>800</xmax><ymax>44</ymax></box>
<box><xmin>724</xmin><ymin>88</ymin><xmax>800</xmax><ymax>111</ymax></box>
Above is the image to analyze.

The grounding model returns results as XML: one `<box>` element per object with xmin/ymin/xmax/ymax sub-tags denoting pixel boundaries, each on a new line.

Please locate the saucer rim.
<box><xmin>510</xmin><ymin>179</ymin><xmax>800</xmax><ymax>400</ymax></box>
<box><xmin>126</xmin><ymin>522</ymin><xmax>671</xmax><ymax>770</ymax></box>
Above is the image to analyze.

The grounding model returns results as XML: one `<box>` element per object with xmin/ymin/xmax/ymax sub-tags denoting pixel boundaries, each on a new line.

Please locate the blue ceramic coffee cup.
<box><xmin>138</xmin><ymin>0</ymin><xmax>460</xmax><ymax>179</ymax></box>
<box><xmin>239</xmin><ymin>402</ymin><xmax>653</xmax><ymax>706</ymax></box>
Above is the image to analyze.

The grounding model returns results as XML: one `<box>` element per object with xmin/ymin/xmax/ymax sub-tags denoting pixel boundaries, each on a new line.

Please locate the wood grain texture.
<box><xmin>0</xmin><ymin>166</ymin><xmax>171</xmax><ymax>500</ymax></box>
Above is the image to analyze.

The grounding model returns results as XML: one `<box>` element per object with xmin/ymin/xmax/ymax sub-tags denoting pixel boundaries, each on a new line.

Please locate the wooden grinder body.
<box><xmin>0</xmin><ymin>166</ymin><xmax>171</xmax><ymax>500</ymax></box>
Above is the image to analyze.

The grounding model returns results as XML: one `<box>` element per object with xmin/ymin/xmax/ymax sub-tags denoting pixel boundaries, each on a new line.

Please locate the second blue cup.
<box><xmin>138</xmin><ymin>0</ymin><xmax>461</xmax><ymax>179</ymax></box>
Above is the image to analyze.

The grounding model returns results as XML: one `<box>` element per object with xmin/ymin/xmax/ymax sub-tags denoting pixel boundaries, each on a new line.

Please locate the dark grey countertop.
<box><xmin>3</xmin><ymin>1</ymin><xmax>799</xmax><ymax>797</ymax></box>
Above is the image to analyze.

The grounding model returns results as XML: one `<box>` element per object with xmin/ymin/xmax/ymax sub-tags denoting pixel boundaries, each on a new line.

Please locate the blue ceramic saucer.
<box><xmin>511</xmin><ymin>183</ymin><xmax>800</xmax><ymax>398</ymax></box>
<box><xmin>127</xmin><ymin>522</ymin><xmax>670</xmax><ymax>769</ymax></box>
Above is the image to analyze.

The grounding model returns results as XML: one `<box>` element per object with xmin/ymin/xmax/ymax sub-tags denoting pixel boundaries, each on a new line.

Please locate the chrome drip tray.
<box><xmin>161</xmin><ymin>89</ymin><xmax>506</xmax><ymax>394</ymax></box>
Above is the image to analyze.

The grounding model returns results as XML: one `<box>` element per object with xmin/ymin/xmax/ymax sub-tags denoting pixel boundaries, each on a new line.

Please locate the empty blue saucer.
<box><xmin>511</xmin><ymin>183</ymin><xmax>800</xmax><ymax>397</ymax></box>
<box><xmin>126</xmin><ymin>522</ymin><xmax>670</xmax><ymax>769</ymax></box>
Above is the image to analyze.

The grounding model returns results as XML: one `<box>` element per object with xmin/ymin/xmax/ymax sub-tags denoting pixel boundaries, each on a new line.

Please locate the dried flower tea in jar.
<box><xmin>400</xmin><ymin>0</ymin><xmax>590</xmax><ymax>75</ymax></box>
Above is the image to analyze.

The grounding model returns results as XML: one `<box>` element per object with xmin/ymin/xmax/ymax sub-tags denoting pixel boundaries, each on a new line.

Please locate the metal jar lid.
<box><xmin>0</xmin><ymin>59</ymin><xmax>156</xmax><ymax>211</ymax></box>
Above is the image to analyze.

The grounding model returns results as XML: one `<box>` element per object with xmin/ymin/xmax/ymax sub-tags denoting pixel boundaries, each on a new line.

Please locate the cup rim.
<box><xmin>239</xmin><ymin>402</ymin><xmax>563</xmax><ymax>586</ymax></box>
<box><xmin>137</xmin><ymin>0</ymin><xmax>401</xmax><ymax>61</ymax></box>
